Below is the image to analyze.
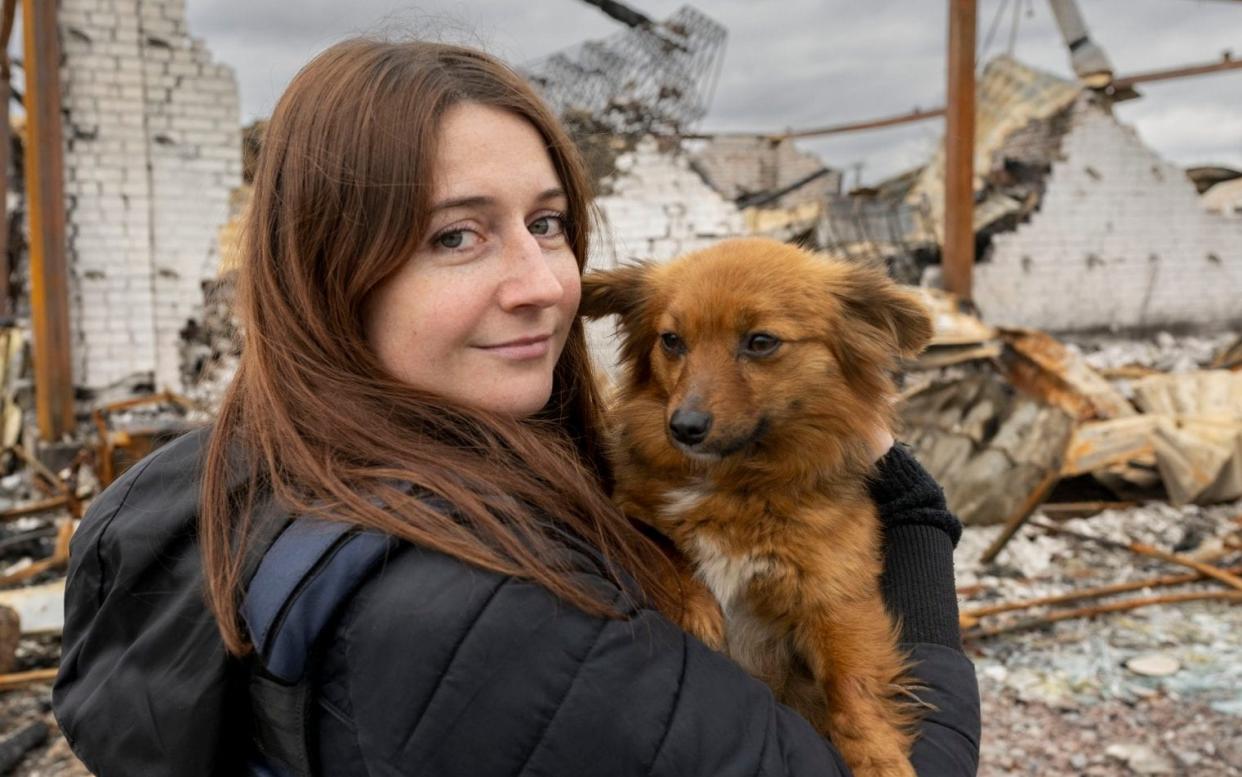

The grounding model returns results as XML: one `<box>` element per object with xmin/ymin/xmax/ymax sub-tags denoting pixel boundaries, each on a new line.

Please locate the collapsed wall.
<box><xmin>975</xmin><ymin>98</ymin><xmax>1242</xmax><ymax>331</ymax></box>
<box><xmin>56</xmin><ymin>0</ymin><xmax>241</xmax><ymax>391</ymax></box>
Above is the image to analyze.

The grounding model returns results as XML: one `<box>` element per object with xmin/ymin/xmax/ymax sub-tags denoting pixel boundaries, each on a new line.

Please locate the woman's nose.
<box><xmin>497</xmin><ymin>229</ymin><xmax>566</xmax><ymax>310</ymax></box>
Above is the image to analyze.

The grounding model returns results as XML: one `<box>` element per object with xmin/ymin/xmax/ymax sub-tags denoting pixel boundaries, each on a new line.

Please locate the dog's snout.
<box><xmin>669</xmin><ymin>409</ymin><xmax>713</xmax><ymax>446</ymax></box>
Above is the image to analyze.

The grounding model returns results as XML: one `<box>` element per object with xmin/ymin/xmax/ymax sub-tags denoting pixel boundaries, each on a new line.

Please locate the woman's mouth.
<box><xmin>477</xmin><ymin>334</ymin><xmax>553</xmax><ymax>360</ymax></box>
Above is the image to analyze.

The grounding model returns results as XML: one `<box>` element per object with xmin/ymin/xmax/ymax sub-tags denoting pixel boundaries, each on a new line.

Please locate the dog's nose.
<box><xmin>669</xmin><ymin>409</ymin><xmax>713</xmax><ymax>446</ymax></box>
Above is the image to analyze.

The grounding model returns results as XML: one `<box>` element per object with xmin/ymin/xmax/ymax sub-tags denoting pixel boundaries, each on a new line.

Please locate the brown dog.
<box><xmin>581</xmin><ymin>237</ymin><xmax>933</xmax><ymax>777</ymax></box>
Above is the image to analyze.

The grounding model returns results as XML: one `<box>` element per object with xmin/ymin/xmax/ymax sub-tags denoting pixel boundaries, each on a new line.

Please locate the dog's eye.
<box><xmin>659</xmin><ymin>332</ymin><xmax>685</xmax><ymax>356</ymax></box>
<box><xmin>743</xmin><ymin>333</ymin><xmax>781</xmax><ymax>356</ymax></box>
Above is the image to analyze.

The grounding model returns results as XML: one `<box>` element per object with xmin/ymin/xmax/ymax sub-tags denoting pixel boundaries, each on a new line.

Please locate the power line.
<box><xmin>1007</xmin><ymin>0</ymin><xmax>1023</xmax><ymax>56</ymax></box>
<box><xmin>978</xmin><ymin>0</ymin><xmax>1011</xmax><ymax>67</ymax></box>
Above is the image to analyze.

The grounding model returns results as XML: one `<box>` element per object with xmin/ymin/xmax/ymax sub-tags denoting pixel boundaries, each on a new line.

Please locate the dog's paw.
<box><xmin>680</xmin><ymin>605</ymin><xmax>727</xmax><ymax>651</ymax></box>
<box><xmin>678</xmin><ymin>597</ymin><xmax>727</xmax><ymax>651</ymax></box>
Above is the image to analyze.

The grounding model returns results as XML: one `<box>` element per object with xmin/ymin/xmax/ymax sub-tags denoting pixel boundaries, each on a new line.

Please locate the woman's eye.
<box><xmin>744</xmin><ymin>333</ymin><xmax>781</xmax><ymax>356</ymax></box>
<box><xmin>529</xmin><ymin>214</ymin><xmax>566</xmax><ymax>238</ymax></box>
<box><xmin>434</xmin><ymin>229</ymin><xmax>478</xmax><ymax>250</ymax></box>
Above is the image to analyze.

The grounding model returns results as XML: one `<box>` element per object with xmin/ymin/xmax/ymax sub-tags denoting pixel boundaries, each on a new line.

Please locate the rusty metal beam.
<box><xmin>0</xmin><ymin>0</ymin><xmax>17</xmax><ymax>320</ymax></box>
<box><xmin>943</xmin><ymin>0</ymin><xmax>976</xmax><ymax>300</ymax></box>
<box><xmin>22</xmin><ymin>0</ymin><xmax>75</xmax><ymax>441</ymax></box>
<box><xmin>681</xmin><ymin>107</ymin><xmax>946</xmax><ymax>141</ymax></box>
<box><xmin>1112</xmin><ymin>53</ymin><xmax>1242</xmax><ymax>90</ymax></box>
<box><xmin>779</xmin><ymin>107</ymin><xmax>947</xmax><ymax>140</ymax></box>
<box><xmin>680</xmin><ymin>56</ymin><xmax>1242</xmax><ymax>143</ymax></box>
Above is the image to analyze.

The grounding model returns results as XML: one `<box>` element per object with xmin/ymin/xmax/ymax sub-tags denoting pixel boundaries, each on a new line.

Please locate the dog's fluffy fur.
<box><xmin>582</xmin><ymin>237</ymin><xmax>934</xmax><ymax>777</ymax></box>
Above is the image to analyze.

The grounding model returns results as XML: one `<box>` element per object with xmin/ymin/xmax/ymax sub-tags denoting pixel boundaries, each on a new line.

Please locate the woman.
<box><xmin>55</xmin><ymin>39</ymin><xmax>979</xmax><ymax>776</ymax></box>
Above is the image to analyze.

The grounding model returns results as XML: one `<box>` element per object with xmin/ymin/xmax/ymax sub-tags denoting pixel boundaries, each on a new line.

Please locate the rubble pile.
<box><xmin>959</xmin><ymin>499</ymin><xmax>1242</xmax><ymax>776</ymax></box>
<box><xmin>887</xmin><ymin>293</ymin><xmax>1242</xmax><ymax>774</ymax></box>
<box><xmin>1070</xmin><ymin>331</ymin><xmax>1238</xmax><ymax>376</ymax></box>
<box><xmin>178</xmin><ymin>274</ymin><xmax>242</xmax><ymax>408</ymax></box>
<box><xmin>901</xmin><ymin>290</ymin><xmax>1242</xmax><ymax>527</ymax></box>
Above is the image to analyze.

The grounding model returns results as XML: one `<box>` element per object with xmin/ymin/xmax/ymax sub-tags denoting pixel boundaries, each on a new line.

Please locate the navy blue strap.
<box><xmin>242</xmin><ymin>517</ymin><xmax>397</xmax><ymax>683</ymax></box>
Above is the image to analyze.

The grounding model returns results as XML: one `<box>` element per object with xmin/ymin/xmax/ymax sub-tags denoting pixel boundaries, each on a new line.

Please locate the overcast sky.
<box><xmin>183</xmin><ymin>0</ymin><xmax>1242</xmax><ymax>185</ymax></box>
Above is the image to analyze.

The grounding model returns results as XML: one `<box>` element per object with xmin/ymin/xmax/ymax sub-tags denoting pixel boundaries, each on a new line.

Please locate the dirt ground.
<box><xmin>978</xmin><ymin>679</ymin><xmax>1242</xmax><ymax>776</ymax></box>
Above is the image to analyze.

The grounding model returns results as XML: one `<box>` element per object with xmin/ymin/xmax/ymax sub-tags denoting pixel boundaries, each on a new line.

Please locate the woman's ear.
<box><xmin>579</xmin><ymin>262</ymin><xmax>656</xmax><ymax>322</ymax></box>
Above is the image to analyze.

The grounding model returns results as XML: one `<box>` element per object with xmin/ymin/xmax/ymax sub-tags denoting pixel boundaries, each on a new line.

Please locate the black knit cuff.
<box><xmin>880</xmin><ymin>524</ymin><xmax>962</xmax><ymax>648</ymax></box>
<box><xmin>867</xmin><ymin>443</ymin><xmax>962</xmax><ymax>547</ymax></box>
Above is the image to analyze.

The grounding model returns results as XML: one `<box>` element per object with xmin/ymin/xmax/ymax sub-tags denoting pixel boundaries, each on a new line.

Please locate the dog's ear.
<box><xmin>830</xmin><ymin>263</ymin><xmax>933</xmax><ymax>358</ymax></box>
<box><xmin>826</xmin><ymin>263</ymin><xmax>933</xmax><ymax>399</ymax></box>
<box><xmin>579</xmin><ymin>262</ymin><xmax>655</xmax><ymax>321</ymax></box>
<box><xmin>580</xmin><ymin>262</ymin><xmax>663</xmax><ymax>380</ymax></box>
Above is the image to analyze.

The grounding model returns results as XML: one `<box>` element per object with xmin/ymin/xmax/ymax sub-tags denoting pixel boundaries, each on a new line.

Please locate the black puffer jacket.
<box><xmin>56</xmin><ymin>430</ymin><xmax>980</xmax><ymax>776</ymax></box>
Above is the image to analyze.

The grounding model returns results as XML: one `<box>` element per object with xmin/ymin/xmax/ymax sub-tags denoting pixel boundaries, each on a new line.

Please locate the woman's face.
<box><xmin>363</xmin><ymin>103</ymin><xmax>582</xmax><ymax>417</ymax></box>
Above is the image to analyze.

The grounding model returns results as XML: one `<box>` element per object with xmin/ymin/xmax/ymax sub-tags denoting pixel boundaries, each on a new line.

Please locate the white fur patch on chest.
<box><xmin>690</xmin><ymin>534</ymin><xmax>773</xmax><ymax>611</ymax></box>
<box><xmin>659</xmin><ymin>485</ymin><xmax>710</xmax><ymax>521</ymax></box>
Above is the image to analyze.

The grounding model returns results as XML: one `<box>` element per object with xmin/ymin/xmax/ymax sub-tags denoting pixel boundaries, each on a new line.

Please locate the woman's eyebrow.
<box><xmin>429</xmin><ymin>188</ymin><xmax>566</xmax><ymax>213</ymax></box>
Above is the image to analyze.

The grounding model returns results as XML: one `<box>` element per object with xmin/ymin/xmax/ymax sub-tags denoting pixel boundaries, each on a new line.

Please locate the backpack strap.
<box><xmin>240</xmin><ymin>517</ymin><xmax>398</xmax><ymax>777</ymax></box>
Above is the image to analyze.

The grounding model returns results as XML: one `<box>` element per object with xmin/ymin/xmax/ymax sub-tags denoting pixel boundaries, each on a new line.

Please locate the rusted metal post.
<box><xmin>943</xmin><ymin>0</ymin><xmax>976</xmax><ymax>300</ymax></box>
<box><xmin>22</xmin><ymin>0</ymin><xmax>75</xmax><ymax>441</ymax></box>
<box><xmin>0</xmin><ymin>0</ymin><xmax>16</xmax><ymax>320</ymax></box>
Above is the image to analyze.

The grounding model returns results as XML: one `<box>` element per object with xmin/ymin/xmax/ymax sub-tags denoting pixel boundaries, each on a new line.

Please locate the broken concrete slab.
<box><xmin>999</xmin><ymin>328</ymin><xmax>1136</xmax><ymax>421</ymax></box>
<box><xmin>1151</xmin><ymin>420</ymin><xmax>1234</xmax><ymax>507</ymax></box>
<box><xmin>1132</xmin><ymin>370</ymin><xmax>1242</xmax><ymax>418</ymax></box>
<box><xmin>901</xmin><ymin>374</ymin><xmax>1075</xmax><ymax>525</ymax></box>
<box><xmin>919</xmin><ymin>290</ymin><xmax>998</xmax><ymax>345</ymax></box>
<box><xmin>1062</xmin><ymin>415</ymin><xmax>1159</xmax><ymax>477</ymax></box>
<box><xmin>0</xmin><ymin>579</ymin><xmax>65</xmax><ymax>635</ymax></box>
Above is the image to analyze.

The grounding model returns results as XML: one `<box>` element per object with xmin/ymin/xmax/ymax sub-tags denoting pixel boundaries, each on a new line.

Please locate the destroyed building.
<box><xmin>689</xmin><ymin>136</ymin><xmax>842</xmax><ymax>209</ymax></box>
<box><xmin>908</xmin><ymin>56</ymin><xmax>1242</xmax><ymax>332</ymax></box>
<box><xmin>523</xmin><ymin>2</ymin><xmax>842</xmax><ymax>261</ymax></box>
<box><xmin>45</xmin><ymin>0</ymin><xmax>242</xmax><ymax>392</ymax></box>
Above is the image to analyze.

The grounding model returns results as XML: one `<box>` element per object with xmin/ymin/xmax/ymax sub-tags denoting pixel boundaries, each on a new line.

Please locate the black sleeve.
<box><xmin>869</xmin><ymin>443</ymin><xmax>982</xmax><ymax>775</ymax></box>
<box><xmin>329</xmin><ymin>546</ymin><xmax>853</xmax><ymax>777</ymax></box>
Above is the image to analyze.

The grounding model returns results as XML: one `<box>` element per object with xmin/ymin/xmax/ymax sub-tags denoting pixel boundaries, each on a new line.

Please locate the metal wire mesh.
<box><xmin>521</xmin><ymin>5</ymin><xmax>727</xmax><ymax>135</ymax></box>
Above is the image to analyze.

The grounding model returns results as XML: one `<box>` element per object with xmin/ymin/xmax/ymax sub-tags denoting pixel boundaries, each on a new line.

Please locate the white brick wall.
<box><xmin>58</xmin><ymin>0</ymin><xmax>241</xmax><ymax>390</ymax></box>
<box><xmin>974</xmin><ymin>97</ymin><xmax>1242</xmax><ymax>331</ymax></box>
<box><xmin>589</xmin><ymin>138</ymin><xmax>745</xmax><ymax>270</ymax></box>
<box><xmin>586</xmin><ymin>138</ymin><xmax>746</xmax><ymax>378</ymax></box>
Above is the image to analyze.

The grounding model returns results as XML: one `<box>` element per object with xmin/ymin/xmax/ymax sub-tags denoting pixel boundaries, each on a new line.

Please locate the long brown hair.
<box><xmin>201</xmin><ymin>38</ymin><xmax>676</xmax><ymax>655</ymax></box>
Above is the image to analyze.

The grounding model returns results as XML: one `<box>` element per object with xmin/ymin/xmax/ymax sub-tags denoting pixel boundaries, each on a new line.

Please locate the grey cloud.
<box><xmin>184</xmin><ymin>0</ymin><xmax>1242</xmax><ymax>180</ymax></box>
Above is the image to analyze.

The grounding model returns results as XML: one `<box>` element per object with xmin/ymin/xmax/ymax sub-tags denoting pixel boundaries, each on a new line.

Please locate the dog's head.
<box><xmin>581</xmin><ymin>238</ymin><xmax>931</xmax><ymax>464</ymax></box>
